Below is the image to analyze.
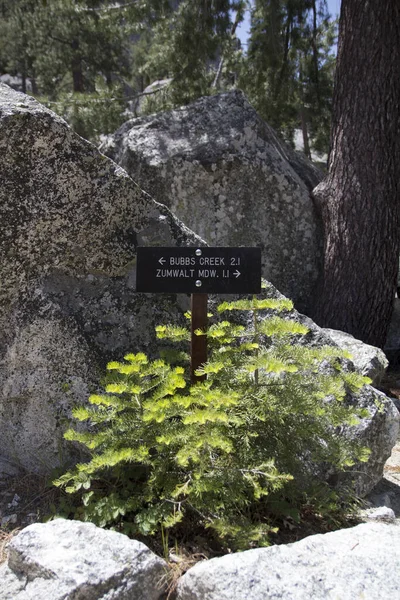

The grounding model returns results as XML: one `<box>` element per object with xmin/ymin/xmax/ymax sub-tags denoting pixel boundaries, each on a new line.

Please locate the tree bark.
<box><xmin>312</xmin><ymin>0</ymin><xmax>400</xmax><ymax>348</ymax></box>
<box><xmin>311</xmin><ymin>0</ymin><xmax>320</xmax><ymax>107</ymax></box>
<box><xmin>71</xmin><ymin>39</ymin><xmax>84</xmax><ymax>93</ymax></box>
<box><xmin>300</xmin><ymin>105</ymin><xmax>311</xmax><ymax>160</ymax></box>
<box><xmin>299</xmin><ymin>53</ymin><xmax>311</xmax><ymax>160</ymax></box>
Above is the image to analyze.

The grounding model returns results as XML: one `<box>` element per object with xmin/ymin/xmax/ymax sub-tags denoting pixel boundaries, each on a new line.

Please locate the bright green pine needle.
<box><xmin>56</xmin><ymin>293</ymin><xmax>372</xmax><ymax>549</ymax></box>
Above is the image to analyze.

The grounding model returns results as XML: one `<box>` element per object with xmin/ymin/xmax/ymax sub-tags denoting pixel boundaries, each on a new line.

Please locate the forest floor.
<box><xmin>1</xmin><ymin>372</ymin><xmax>400</xmax><ymax>566</ymax></box>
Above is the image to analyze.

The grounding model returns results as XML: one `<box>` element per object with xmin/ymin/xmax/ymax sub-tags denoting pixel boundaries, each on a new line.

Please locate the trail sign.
<box><xmin>136</xmin><ymin>246</ymin><xmax>261</xmax><ymax>294</ymax></box>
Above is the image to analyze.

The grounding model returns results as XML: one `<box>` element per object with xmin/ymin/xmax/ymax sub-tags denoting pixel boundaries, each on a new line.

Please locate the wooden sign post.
<box><xmin>190</xmin><ymin>292</ymin><xmax>208</xmax><ymax>383</ymax></box>
<box><xmin>136</xmin><ymin>246</ymin><xmax>262</xmax><ymax>383</ymax></box>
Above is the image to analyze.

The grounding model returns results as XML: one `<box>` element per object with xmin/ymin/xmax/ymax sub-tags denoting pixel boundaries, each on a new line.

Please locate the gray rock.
<box><xmin>176</xmin><ymin>522</ymin><xmax>400</xmax><ymax>600</ymax></box>
<box><xmin>253</xmin><ymin>284</ymin><xmax>399</xmax><ymax>498</ymax></box>
<box><xmin>391</xmin><ymin>397</ymin><xmax>400</xmax><ymax>413</ymax></box>
<box><xmin>1</xmin><ymin>514</ymin><xmax>17</xmax><ymax>527</ymax></box>
<box><xmin>365</xmin><ymin>506</ymin><xmax>396</xmax><ymax>522</ymax></box>
<box><xmin>128</xmin><ymin>78</ymin><xmax>173</xmax><ymax>116</ymax></box>
<box><xmin>0</xmin><ymin>83</ymin><xmax>397</xmax><ymax>495</ymax></box>
<box><xmin>317</xmin><ymin>328</ymin><xmax>396</xmax><ymax>497</ymax></box>
<box><xmin>101</xmin><ymin>90</ymin><xmax>323</xmax><ymax>313</ymax></box>
<box><xmin>0</xmin><ymin>74</ymin><xmax>32</xmax><ymax>93</ymax></box>
<box><xmin>0</xmin><ymin>458</ymin><xmax>20</xmax><ymax>479</ymax></box>
<box><xmin>7</xmin><ymin>494</ymin><xmax>20</xmax><ymax>508</ymax></box>
<box><xmin>367</xmin><ymin>491</ymin><xmax>393</xmax><ymax>509</ymax></box>
<box><xmin>0</xmin><ymin>83</ymin><xmax>203</xmax><ymax>474</ymax></box>
<box><xmin>324</xmin><ymin>328</ymin><xmax>388</xmax><ymax>386</ymax></box>
<box><xmin>340</xmin><ymin>387</ymin><xmax>399</xmax><ymax>497</ymax></box>
<box><xmin>0</xmin><ymin>519</ymin><xmax>167</xmax><ymax>600</ymax></box>
<box><xmin>289</xmin><ymin>306</ymin><xmax>390</xmax><ymax>385</ymax></box>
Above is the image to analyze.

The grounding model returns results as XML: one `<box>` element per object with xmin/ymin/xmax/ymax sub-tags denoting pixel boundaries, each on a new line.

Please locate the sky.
<box><xmin>236</xmin><ymin>0</ymin><xmax>342</xmax><ymax>49</ymax></box>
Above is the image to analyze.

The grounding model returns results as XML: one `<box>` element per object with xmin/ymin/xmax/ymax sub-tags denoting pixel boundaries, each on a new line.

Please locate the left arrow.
<box><xmin>159</xmin><ymin>257</ymin><xmax>166</xmax><ymax>265</ymax></box>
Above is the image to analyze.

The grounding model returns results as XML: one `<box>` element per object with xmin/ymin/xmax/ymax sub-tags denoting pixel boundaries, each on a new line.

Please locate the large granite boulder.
<box><xmin>2</xmin><ymin>520</ymin><xmax>400</xmax><ymax>600</ymax></box>
<box><xmin>0</xmin><ymin>83</ymin><xmax>202</xmax><ymax>474</ymax></box>
<box><xmin>101</xmin><ymin>90</ymin><xmax>323</xmax><ymax>313</ymax></box>
<box><xmin>324</xmin><ymin>328</ymin><xmax>389</xmax><ymax>386</ymax></box>
<box><xmin>232</xmin><ymin>282</ymin><xmax>398</xmax><ymax>498</ymax></box>
<box><xmin>0</xmin><ymin>519</ymin><xmax>167</xmax><ymax>600</ymax></box>
<box><xmin>0</xmin><ymin>84</ymin><xmax>397</xmax><ymax>499</ymax></box>
<box><xmin>176</xmin><ymin>522</ymin><xmax>400</xmax><ymax>600</ymax></box>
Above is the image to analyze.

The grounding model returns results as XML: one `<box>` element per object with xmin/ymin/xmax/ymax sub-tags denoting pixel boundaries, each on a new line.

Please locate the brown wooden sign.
<box><xmin>136</xmin><ymin>246</ymin><xmax>261</xmax><ymax>294</ymax></box>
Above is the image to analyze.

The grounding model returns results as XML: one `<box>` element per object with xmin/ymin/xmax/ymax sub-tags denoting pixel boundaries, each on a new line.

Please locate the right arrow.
<box><xmin>233</xmin><ymin>270</ymin><xmax>241</xmax><ymax>278</ymax></box>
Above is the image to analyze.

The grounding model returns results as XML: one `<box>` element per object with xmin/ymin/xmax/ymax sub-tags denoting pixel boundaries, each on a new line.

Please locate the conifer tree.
<box><xmin>0</xmin><ymin>0</ymin><xmax>40</xmax><ymax>93</ymax></box>
<box><xmin>0</xmin><ymin>1</ymin><xmax>337</xmax><ymax>154</ymax></box>
<box><xmin>134</xmin><ymin>0</ymin><xmax>246</xmax><ymax>110</ymax></box>
<box><xmin>31</xmin><ymin>0</ymin><xmax>128</xmax><ymax>94</ymax></box>
<box><xmin>55</xmin><ymin>292</ymin><xmax>371</xmax><ymax>549</ymax></box>
<box><xmin>242</xmin><ymin>0</ymin><xmax>336</xmax><ymax>154</ymax></box>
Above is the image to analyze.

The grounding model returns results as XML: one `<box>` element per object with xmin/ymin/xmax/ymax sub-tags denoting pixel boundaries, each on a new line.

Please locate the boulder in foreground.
<box><xmin>0</xmin><ymin>519</ymin><xmax>167</xmax><ymax>600</ymax></box>
<box><xmin>101</xmin><ymin>90</ymin><xmax>323</xmax><ymax>312</ymax></box>
<box><xmin>0</xmin><ymin>83</ymin><xmax>202</xmax><ymax>474</ymax></box>
<box><xmin>176</xmin><ymin>522</ymin><xmax>400</xmax><ymax>600</ymax></box>
<box><xmin>0</xmin><ymin>84</ymin><xmax>397</xmax><ymax>499</ymax></box>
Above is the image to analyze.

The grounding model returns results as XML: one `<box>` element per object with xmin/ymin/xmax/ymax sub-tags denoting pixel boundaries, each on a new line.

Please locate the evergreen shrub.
<box><xmin>54</xmin><ymin>293</ymin><xmax>371</xmax><ymax>549</ymax></box>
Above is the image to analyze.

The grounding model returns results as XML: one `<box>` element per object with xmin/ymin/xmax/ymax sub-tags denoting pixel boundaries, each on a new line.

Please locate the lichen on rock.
<box><xmin>0</xmin><ymin>83</ymin><xmax>202</xmax><ymax>474</ymax></box>
<box><xmin>101</xmin><ymin>90</ymin><xmax>324</xmax><ymax>313</ymax></box>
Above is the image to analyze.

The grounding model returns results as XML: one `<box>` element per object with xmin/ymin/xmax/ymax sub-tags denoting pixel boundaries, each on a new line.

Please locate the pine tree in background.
<box><xmin>0</xmin><ymin>0</ymin><xmax>40</xmax><ymax>93</ymax></box>
<box><xmin>134</xmin><ymin>0</ymin><xmax>246</xmax><ymax>111</ymax></box>
<box><xmin>31</xmin><ymin>0</ymin><xmax>128</xmax><ymax>95</ymax></box>
<box><xmin>0</xmin><ymin>1</ymin><xmax>337</xmax><ymax>154</ymax></box>
<box><xmin>0</xmin><ymin>0</ymin><xmax>134</xmax><ymax>141</ymax></box>
<box><xmin>242</xmin><ymin>0</ymin><xmax>336</xmax><ymax>155</ymax></box>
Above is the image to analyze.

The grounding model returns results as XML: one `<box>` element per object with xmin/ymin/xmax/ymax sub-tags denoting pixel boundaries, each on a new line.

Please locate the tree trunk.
<box><xmin>312</xmin><ymin>0</ymin><xmax>400</xmax><ymax>348</ymax></box>
<box><xmin>71</xmin><ymin>39</ymin><xmax>84</xmax><ymax>93</ymax></box>
<box><xmin>30</xmin><ymin>74</ymin><xmax>38</xmax><ymax>95</ymax></box>
<box><xmin>300</xmin><ymin>105</ymin><xmax>311</xmax><ymax>160</ymax></box>
<box><xmin>21</xmin><ymin>69</ymin><xmax>27</xmax><ymax>95</ymax></box>
<box><xmin>311</xmin><ymin>0</ymin><xmax>320</xmax><ymax>107</ymax></box>
<box><xmin>299</xmin><ymin>54</ymin><xmax>311</xmax><ymax>160</ymax></box>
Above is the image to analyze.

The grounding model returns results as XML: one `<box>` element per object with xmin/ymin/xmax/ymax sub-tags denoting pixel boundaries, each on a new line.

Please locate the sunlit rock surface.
<box><xmin>0</xmin><ymin>83</ymin><xmax>202</xmax><ymax>473</ymax></box>
<box><xmin>176</xmin><ymin>522</ymin><xmax>400</xmax><ymax>600</ymax></box>
<box><xmin>101</xmin><ymin>90</ymin><xmax>323</xmax><ymax>313</ymax></box>
<box><xmin>0</xmin><ymin>519</ymin><xmax>167</xmax><ymax>600</ymax></box>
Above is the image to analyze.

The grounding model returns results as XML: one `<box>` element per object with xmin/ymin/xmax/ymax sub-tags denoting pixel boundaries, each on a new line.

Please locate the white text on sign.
<box><xmin>136</xmin><ymin>246</ymin><xmax>261</xmax><ymax>294</ymax></box>
<box><xmin>156</xmin><ymin>269</ymin><xmax>223</xmax><ymax>278</ymax></box>
<box><xmin>166</xmin><ymin>256</ymin><xmax>228</xmax><ymax>266</ymax></box>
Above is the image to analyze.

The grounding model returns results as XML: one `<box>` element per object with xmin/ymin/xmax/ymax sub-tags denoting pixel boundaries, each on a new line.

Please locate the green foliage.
<box><xmin>0</xmin><ymin>0</ymin><xmax>40</xmax><ymax>91</ymax></box>
<box><xmin>240</xmin><ymin>0</ymin><xmax>337</xmax><ymax>155</ymax></box>
<box><xmin>0</xmin><ymin>1</ymin><xmax>337</xmax><ymax>155</ymax></box>
<box><xmin>134</xmin><ymin>0</ymin><xmax>246</xmax><ymax>113</ymax></box>
<box><xmin>0</xmin><ymin>1</ymin><xmax>128</xmax><ymax>93</ymax></box>
<box><xmin>36</xmin><ymin>80</ymin><xmax>126</xmax><ymax>142</ymax></box>
<box><xmin>54</xmin><ymin>294</ymin><xmax>371</xmax><ymax>550</ymax></box>
<box><xmin>31</xmin><ymin>0</ymin><xmax>128</xmax><ymax>95</ymax></box>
